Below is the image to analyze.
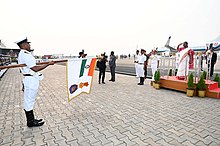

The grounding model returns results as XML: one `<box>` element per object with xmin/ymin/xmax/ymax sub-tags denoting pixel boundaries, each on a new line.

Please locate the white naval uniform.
<box><xmin>137</xmin><ymin>54</ymin><xmax>146</xmax><ymax>77</ymax></box>
<box><xmin>18</xmin><ymin>50</ymin><xmax>42</xmax><ymax>111</ymax></box>
<box><xmin>134</xmin><ymin>54</ymin><xmax>139</xmax><ymax>77</ymax></box>
<box><xmin>151</xmin><ymin>55</ymin><xmax>159</xmax><ymax>81</ymax></box>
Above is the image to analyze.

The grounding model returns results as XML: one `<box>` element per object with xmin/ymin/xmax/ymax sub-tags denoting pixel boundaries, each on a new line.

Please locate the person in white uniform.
<box><xmin>17</xmin><ymin>37</ymin><xmax>54</xmax><ymax>127</ymax></box>
<box><xmin>150</xmin><ymin>50</ymin><xmax>159</xmax><ymax>81</ymax></box>
<box><xmin>137</xmin><ymin>49</ymin><xmax>147</xmax><ymax>85</ymax></box>
<box><xmin>134</xmin><ymin>50</ymin><xmax>139</xmax><ymax>77</ymax></box>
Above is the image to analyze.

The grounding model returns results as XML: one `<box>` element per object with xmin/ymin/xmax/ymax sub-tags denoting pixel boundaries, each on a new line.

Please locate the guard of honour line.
<box><xmin>0</xmin><ymin>37</ymin><xmax>219</xmax><ymax>128</ymax></box>
<box><xmin>134</xmin><ymin>41</ymin><xmax>218</xmax><ymax>84</ymax></box>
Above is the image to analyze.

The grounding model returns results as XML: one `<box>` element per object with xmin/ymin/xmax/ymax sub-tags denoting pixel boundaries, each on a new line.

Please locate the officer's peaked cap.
<box><xmin>15</xmin><ymin>37</ymin><xmax>31</xmax><ymax>47</ymax></box>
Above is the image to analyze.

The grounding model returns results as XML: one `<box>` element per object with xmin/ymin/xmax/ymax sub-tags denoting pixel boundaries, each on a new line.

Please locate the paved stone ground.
<box><xmin>0</xmin><ymin>65</ymin><xmax>220</xmax><ymax>146</ymax></box>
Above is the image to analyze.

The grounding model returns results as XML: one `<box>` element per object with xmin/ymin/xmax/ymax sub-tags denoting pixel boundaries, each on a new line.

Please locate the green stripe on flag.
<box><xmin>79</xmin><ymin>59</ymin><xmax>87</xmax><ymax>77</ymax></box>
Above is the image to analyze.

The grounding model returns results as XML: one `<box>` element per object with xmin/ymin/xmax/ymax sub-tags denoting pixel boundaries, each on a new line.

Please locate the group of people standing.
<box><xmin>96</xmin><ymin>51</ymin><xmax>116</xmax><ymax>84</ymax></box>
<box><xmin>14</xmin><ymin>36</ymin><xmax>218</xmax><ymax>129</ymax></box>
<box><xmin>16</xmin><ymin>36</ymin><xmax>117</xmax><ymax>128</ymax></box>
<box><xmin>134</xmin><ymin>41</ymin><xmax>218</xmax><ymax>83</ymax></box>
<box><xmin>134</xmin><ymin>49</ymin><xmax>159</xmax><ymax>85</ymax></box>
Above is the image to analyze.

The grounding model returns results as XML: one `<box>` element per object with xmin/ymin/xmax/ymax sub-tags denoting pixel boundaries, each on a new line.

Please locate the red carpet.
<box><xmin>207</xmin><ymin>81</ymin><xmax>219</xmax><ymax>90</ymax></box>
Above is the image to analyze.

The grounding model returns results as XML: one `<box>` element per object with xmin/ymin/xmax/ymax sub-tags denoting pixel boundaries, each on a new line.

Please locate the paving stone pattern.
<box><xmin>0</xmin><ymin>65</ymin><xmax>220</xmax><ymax>146</ymax></box>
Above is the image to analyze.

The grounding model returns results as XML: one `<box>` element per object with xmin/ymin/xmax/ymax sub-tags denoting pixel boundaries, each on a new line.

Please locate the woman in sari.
<box><xmin>176</xmin><ymin>42</ymin><xmax>194</xmax><ymax>80</ymax></box>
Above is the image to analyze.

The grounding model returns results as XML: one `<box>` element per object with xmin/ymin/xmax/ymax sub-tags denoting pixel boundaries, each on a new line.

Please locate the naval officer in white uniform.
<box><xmin>150</xmin><ymin>49</ymin><xmax>160</xmax><ymax>81</ymax></box>
<box><xmin>134</xmin><ymin>50</ymin><xmax>140</xmax><ymax>77</ymax></box>
<box><xmin>137</xmin><ymin>49</ymin><xmax>147</xmax><ymax>85</ymax></box>
<box><xmin>17</xmin><ymin>37</ymin><xmax>54</xmax><ymax>127</ymax></box>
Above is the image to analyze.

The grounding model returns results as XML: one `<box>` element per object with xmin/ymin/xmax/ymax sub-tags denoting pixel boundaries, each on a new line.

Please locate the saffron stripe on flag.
<box><xmin>79</xmin><ymin>59</ymin><xmax>87</xmax><ymax>77</ymax></box>
<box><xmin>88</xmin><ymin>58</ymin><xmax>96</xmax><ymax>76</ymax></box>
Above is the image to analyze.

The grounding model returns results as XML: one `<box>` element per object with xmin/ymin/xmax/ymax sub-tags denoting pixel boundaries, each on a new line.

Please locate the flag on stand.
<box><xmin>67</xmin><ymin>58</ymin><xmax>97</xmax><ymax>102</ymax></box>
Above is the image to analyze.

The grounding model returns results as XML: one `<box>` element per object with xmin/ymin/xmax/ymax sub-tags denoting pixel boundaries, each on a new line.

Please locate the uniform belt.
<box><xmin>138</xmin><ymin>63</ymin><xmax>144</xmax><ymax>65</ymax></box>
<box><xmin>23</xmin><ymin>74</ymin><xmax>33</xmax><ymax>76</ymax></box>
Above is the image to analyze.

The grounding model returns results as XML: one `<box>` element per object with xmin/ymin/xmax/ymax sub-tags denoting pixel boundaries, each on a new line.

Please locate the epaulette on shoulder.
<box><xmin>24</xmin><ymin>51</ymin><xmax>30</xmax><ymax>54</ymax></box>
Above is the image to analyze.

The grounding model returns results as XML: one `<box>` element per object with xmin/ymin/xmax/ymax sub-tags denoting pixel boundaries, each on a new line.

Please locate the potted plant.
<box><xmin>213</xmin><ymin>74</ymin><xmax>220</xmax><ymax>88</ymax></box>
<box><xmin>197</xmin><ymin>74</ymin><xmax>206</xmax><ymax>97</ymax></box>
<box><xmin>152</xmin><ymin>71</ymin><xmax>156</xmax><ymax>87</ymax></box>
<box><xmin>154</xmin><ymin>70</ymin><xmax>160</xmax><ymax>89</ymax></box>
<box><xmin>186</xmin><ymin>73</ymin><xmax>195</xmax><ymax>97</ymax></box>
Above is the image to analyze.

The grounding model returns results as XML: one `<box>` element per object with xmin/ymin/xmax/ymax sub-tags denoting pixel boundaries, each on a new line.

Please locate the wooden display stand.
<box><xmin>159</xmin><ymin>76</ymin><xmax>220</xmax><ymax>98</ymax></box>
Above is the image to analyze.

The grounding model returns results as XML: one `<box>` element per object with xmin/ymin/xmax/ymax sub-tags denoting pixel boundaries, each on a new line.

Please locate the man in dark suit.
<box><xmin>109</xmin><ymin>51</ymin><xmax>116</xmax><ymax>82</ymax></box>
<box><xmin>143</xmin><ymin>50</ymin><xmax>149</xmax><ymax>79</ymax></box>
<box><xmin>97</xmin><ymin>53</ymin><xmax>108</xmax><ymax>84</ymax></box>
<box><xmin>210</xmin><ymin>44</ymin><xmax>217</xmax><ymax>77</ymax></box>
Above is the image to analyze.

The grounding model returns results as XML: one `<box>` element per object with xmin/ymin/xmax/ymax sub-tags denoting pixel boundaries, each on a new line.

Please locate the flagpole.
<box><xmin>0</xmin><ymin>60</ymin><xmax>68</xmax><ymax>69</ymax></box>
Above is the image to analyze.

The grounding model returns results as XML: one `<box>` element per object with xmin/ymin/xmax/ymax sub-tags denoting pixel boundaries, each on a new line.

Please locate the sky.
<box><xmin>0</xmin><ymin>0</ymin><xmax>220</xmax><ymax>56</ymax></box>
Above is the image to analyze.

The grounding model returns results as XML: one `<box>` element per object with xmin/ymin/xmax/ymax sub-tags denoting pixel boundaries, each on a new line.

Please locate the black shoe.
<box><xmin>138</xmin><ymin>83</ymin><xmax>144</xmax><ymax>85</ymax></box>
<box><xmin>102</xmin><ymin>82</ymin><xmax>105</xmax><ymax>84</ymax></box>
<box><xmin>27</xmin><ymin>121</ymin><xmax>45</xmax><ymax>127</ymax></box>
<box><xmin>112</xmin><ymin>80</ymin><xmax>115</xmax><ymax>82</ymax></box>
<box><xmin>109</xmin><ymin>79</ymin><xmax>113</xmax><ymax>81</ymax></box>
<box><xmin>25</xmin><ymin>110</ymin><xmax>45</xmax><ymax>127</ymax></box>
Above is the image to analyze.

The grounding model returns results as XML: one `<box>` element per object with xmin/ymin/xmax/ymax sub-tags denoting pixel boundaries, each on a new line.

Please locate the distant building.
<box><xmin>0</xmin><ymin>40</ymin><xmax>20</xmax><ymax>62</ymax></box>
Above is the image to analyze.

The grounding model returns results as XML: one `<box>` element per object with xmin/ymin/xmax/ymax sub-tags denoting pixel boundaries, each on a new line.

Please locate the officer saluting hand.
<box><xmin>16</xmin><ymin>37</ymin><xmax>54</xmax><ymax>127</ymax></box>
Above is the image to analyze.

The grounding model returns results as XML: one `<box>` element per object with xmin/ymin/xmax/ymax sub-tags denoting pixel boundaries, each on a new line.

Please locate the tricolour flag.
<box><xmin>67</xmin><ymin>58</ymin><xmax>97</xmax><ymax>101</ymax></box>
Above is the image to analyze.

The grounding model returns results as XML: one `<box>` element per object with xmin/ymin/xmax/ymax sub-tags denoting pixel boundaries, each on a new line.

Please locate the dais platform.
<box><xmin>159</xmin><ymin>76</ymin><xmax>220</xmax><ymax>98</ymax></box>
